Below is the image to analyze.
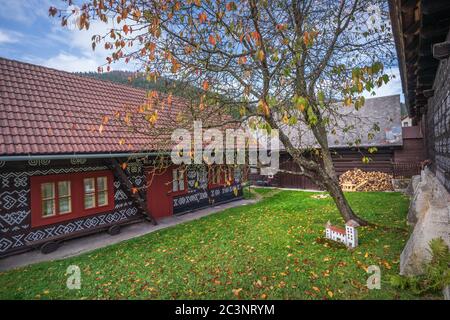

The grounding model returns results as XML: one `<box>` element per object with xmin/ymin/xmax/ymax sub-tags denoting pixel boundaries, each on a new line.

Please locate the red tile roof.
<box><xmin>0</xmin><ymin>57</ymin><xmax>222</xmax><ymax>156</ymax></box>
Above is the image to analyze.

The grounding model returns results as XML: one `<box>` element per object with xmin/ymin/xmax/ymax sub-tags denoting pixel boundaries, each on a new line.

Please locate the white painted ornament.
<box><xmin>325</xmin><ymin>219</ymin><xmax>359</xmax><ymax>248</ymax></box>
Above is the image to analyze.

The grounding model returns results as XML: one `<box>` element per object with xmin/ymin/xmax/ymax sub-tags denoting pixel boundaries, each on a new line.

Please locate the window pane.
<box><xmin>84</xmin><ymin>178</ymin><xmax>95</xmax><ymax>193</ymax></box>
<box><xmin>179</xmin><ymin>170</ymin><xmax>185</xmax><ymax>191</ymax></box>
<box><xmin>58</xmin><ymin>181</ymin><xmax>70</xmax><ymax>197</ymax></box>
<box><xmin>59</xmin><ymin>197</ymin><xmax>71</xmax><ymax>214</ymax></box>
<box><xmin>42</xmin><ymin>199</ymin><xmax>55</xmax><ymax>217</ymax></box>
<box><xmin>98</xmin><ymin>191</ymin><xmax>108</xmax><ymax>207</ymax></box>
<box><xmin>172</xmin><ymin>169</ymin><xmax>178</xmax><ymax>192</ymax></box>
<box><xmin>97</xmin><ymin>176</ymin><xmax>107</xmax><ymax>191</ymax></box>
<box><xmin>41</xmin><ymin>182</ymin><xmax>54</xmax><ymax>199</ymax></box>
<box><xmin>84</xmin><ymin>193</ymin><xmax>96</xmax><ymax>209</ymax></box>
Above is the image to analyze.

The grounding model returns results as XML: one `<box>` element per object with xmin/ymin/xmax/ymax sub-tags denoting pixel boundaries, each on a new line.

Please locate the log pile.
<box><xmin>339</xmin><ymin>169</ymin><xmax>394</xmax><ymax>192</ymax></box>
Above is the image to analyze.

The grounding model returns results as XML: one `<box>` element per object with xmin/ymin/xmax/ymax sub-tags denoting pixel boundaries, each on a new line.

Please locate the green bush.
<box><xmin>390</xmin><ymin>238</ymin><xmax>450</xmax><ymax>295</ymax></box>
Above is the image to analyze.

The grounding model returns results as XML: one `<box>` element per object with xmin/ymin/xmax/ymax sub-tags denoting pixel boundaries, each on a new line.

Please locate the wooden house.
<box><xmin>250</xmin><ymin>94</ymin><xmax>427</xmax><ymax>189</ymax></box>
<box><xmin>0</xmin><ymin>58</ymin><xmax>244</xmax><ymax>257</ymax></box>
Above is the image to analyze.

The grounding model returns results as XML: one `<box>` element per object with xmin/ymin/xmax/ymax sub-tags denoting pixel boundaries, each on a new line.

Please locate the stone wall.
<box><xmin>425</xmin><ymin>30</ymin><xmax>450</xmax><ymax>192</ymax></box>
<box><xmin>400</xmin><ymin>168</ymin><xmax>450</xmax><ymax>277</ymax></box>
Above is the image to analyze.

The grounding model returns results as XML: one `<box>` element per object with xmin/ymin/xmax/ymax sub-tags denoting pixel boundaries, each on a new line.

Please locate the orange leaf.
<box><xmin>123</xmin><ymin>24</ymin><xmax>129</xmax><ymax>35</ymax></box>
<box><xmin>238</xmin><ymin>56</ymin><xmax>247</xmax><ymax>64</ymax></box>
<box><xmin>208</xmin><ymin>34</ymin><xmax>216</xmax><ymax>46</ymax></box>
<box><xmin>198</xmin><ymin>12</ymin><xmax>207</xmax><ymax>23</ymax></box>
<box><xmin>121</xmin><ymin>162</ymin><xmax>127</xmax><ymax>170</ymax></box>
<box><xmin>202</xmin><ymin>80</ymin><xmax>209</xmax><ymax>91</ymax></box>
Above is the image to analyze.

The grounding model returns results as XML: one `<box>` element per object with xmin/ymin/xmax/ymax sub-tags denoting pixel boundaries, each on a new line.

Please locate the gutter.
<box><xmin>0</xmin><ymin>151</ymin><xmax>171</xmax><ymax>162</ymax></box>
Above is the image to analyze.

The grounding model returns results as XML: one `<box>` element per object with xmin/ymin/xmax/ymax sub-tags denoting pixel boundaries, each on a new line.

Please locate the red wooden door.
<box><xmin>147</xmin><ymin>169</ymin><xmax>173</xmax><ymax>219</ymax></box>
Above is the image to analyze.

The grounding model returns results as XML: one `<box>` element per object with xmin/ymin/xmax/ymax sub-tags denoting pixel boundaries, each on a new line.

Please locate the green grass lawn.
<box><xmin>0</xmin><ymin>190</ymin><xmax>430</xmax><ymax>299</ymax></box>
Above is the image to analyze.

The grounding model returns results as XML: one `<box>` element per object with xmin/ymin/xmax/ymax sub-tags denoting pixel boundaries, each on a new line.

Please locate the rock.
<box><xmin>392</xmin><ymin>178</ymin><xmax>411</xmax><ymax>192</ymax></box>
<box><xmin>407</xmin><ymin>179</ymin><xmax>431</xmax><ymax>226</ymax></box>
<box><xmin>405</xmin><ymin>175</ymin><xmax>421</xmax><ymax>196</ymax></box>
<box><xmin>400</xmin><ymin>168</ymin><xmax>450</xmax><ymax>276</ymax></box>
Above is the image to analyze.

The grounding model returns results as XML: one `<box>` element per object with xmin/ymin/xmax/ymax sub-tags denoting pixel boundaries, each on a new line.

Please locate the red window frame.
<box><xmin>208</xmin><ymin>166</ymin><xmax>223</xmax><ymax>188</ymax></box>
<box><xmin>224</xmin><ymin>167</ymin><xmax>234</xmax><ymax>185</ymax></box>
<box><xmin>30</xmin><ymin>170</ymin><xmax>115</xmax><ymax>228</ymax></box>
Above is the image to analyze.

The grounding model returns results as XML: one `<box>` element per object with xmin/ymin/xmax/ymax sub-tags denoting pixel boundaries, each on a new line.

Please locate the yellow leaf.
<box><xmin>257</xmin><ymin>49</ymin><xmax>265</xmax><ymax>61</ymax></box>
<box><xmin>312</xmin><ymin>286</ymin><xmax>320</xmax><ymax>292</ymax></box>
<box><xmin>232</xmin><ymin>288</ymin><xmax>243</xmax><ymax>297</ymax></box>
<box><xmin>260</xmin><ymin>293</ymin><xmax>267</xmax><ymax>299</ymax></box>
<box><xmin>327</xmin><ymin>290</ymin><xmax>334</xmax><ymax>298</ymax></box>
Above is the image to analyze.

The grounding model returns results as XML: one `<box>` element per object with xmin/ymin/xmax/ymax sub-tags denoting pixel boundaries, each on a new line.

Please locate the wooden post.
<box><xmin>433</xmin><ymin>41</ymin><xmax>450</xmax><ymax>60</ymax></box>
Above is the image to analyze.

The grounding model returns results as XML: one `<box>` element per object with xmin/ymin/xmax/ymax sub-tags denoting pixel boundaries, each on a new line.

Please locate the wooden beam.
<box><xmin>422</xmin><ymin>1</ymin><xmax>450</xmax><ymax>15</ymax></box>
<box><xmin>423</xmin><ymin>89</ymin><xmax>435</xmax><ymax>98</ymax></box>
<box><xmin>404</xmin><ymin>21</ymin><xmax>421</xmax><ymax>36</ymax></box>
<box><xmin>401</xmin><ymin>0</ymin><xmax>418</xmax><ymax>13</ymax></box>
<box><xmin>433</xmin><ymin>41</ymin><xmax>450</xmax><ymax>59</ymax></box>
<box><xmin>421</xmin><ymin>24</ymin><xmax>449</xmax><ymax>39</ymax></box>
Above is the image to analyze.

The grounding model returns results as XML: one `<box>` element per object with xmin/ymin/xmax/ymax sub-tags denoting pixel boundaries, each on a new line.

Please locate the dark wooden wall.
<box><xmin>267</xmin><ymin>148</ymin><xmax>398</xmax><ymax>189</ymax></box>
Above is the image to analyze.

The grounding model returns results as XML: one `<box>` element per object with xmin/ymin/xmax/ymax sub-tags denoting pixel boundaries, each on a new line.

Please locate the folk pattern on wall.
<box><xmin>173</xmin><ymin>181</ymin><xmax>243</xmax><ymax>214</ymax></box>
<box><xmin>0</xmin><ymin>160</ymin><xmax>141</xmax><ymax>256</ymax></box>
<box><xmin>187</xmin><ymin>165</ymin><xmax>208</xmax><ymax>192</ymax></box>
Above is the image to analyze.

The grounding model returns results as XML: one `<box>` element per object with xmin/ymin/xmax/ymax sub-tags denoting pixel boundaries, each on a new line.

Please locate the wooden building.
<box><xmin>252</xmin><ymin>94</ymin><xmax>426</xmax><ymax>189</ymax></box>
<box><xmin>389</xmin><ymin>0</ymin><xmax>450</xmax><ymax>191</ymax></box>
<box><xmin>0</xmin><ymin>58</ymin><xmax>244</xmax><ymax>257</ymax></box>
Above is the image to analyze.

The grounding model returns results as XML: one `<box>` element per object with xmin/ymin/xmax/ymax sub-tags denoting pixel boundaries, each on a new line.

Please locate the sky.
<box><xmin>0</xmin><ymin>0</ymin><xmax>404</xmax><ymax>100</ymax></box>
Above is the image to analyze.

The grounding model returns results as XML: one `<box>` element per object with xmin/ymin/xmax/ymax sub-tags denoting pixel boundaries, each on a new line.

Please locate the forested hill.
<box><xmin>75</xmin><ymin>70</ymin><xmax>202</xmax><ymax>99</ymax></box>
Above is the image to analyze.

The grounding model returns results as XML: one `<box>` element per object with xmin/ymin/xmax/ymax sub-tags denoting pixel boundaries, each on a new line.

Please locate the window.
<box><xmin>83</xmin><ymin>176</ymin><xmax>109</xmax><ymax>209</ymax></box>
<box><xmin>210</xmin><ymin>166</ymin><xmax>221</xmax><ymax>185</ymax></box>
<box><xmin>172</xmin><ymin>169</ymin><xmax>185</xmax><ymax>192</ymax></box>
<box><xmin>40</xmin><ymin>180</ymin><xmax>72</xmax><ymax>218</ymax></box>
<box><xmin>41</xmin><ymin>182</ymin><xmax>55</xmax><ymax>217</ymax></box>
<box><xmin>31</xmin><ymin>170</ymin><xmax>114</xmax><ymax>228</ymax></box>
<box><xmin>58</xmin><ymin>181</ymin><xmax>72</xmax><ymax>214</ymax></box>
<box><xmin>224</xmin><ymin>167</ymin><xmax>233</xmax><ymax>184</ymax></box>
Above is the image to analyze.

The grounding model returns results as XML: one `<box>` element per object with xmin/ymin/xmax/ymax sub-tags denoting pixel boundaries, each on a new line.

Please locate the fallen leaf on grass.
<box><xmin>232</xmin><ymin>288</ymin><xmax>243</xmax><ymax>298</ymax></box>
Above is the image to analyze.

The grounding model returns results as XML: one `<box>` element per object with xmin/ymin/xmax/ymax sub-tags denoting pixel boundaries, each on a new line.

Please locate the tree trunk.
<box><xmin>323</xmin><ymin>175</ymin><xmax>369</xmax><ymax>226</ymax></box>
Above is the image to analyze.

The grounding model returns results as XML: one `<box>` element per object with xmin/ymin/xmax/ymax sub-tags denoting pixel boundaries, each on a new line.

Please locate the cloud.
<box><xmin>363</xmin><ymin>67</ymin><xmax>404</xmax><ymax>101</ymax></box>
<box><xmin>0</xmin><ymin>29</ymin><xmax>20</xmax><ymax>44</ymax></box>
<box><xmin>40</xmin><ymin>52</ymin><xmax>99</xmax><ymax>72</ymax></box>
<box><xmin>0</xmin><ymin>0</ymin><xmax>56</xmax><ymax>25</ymax></box>
<box><xmin>47</xmin><ymin>18</ymin><xmax>140</xmax><ymax>72</ymax></box>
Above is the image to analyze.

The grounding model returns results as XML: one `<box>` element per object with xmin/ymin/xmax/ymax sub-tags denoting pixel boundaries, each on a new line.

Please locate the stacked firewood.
<box><xmin>339</xmin><ymin>169</ymin><xmax>394</xmax><ymax>192</ymax></box>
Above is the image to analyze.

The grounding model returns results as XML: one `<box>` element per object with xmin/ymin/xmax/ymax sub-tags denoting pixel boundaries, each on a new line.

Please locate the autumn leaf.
<box><xmin>232</xmin><ymin>288</ymin><xmax>242</xmax><ymax>298</ymax></box>
<box><xmin>238</xmin><ymin>56</ymin><xmax>247</xmax><ymax>64</ymax></box>
<box><xmin>121</xmin><ymin>162</ymin><xmax>128</xmax><ymax>170</ymax></box>
<box><xmin>123</xmin><ymin>24</ymin><xmax>130</xmax><ymax>35</ymax></box>
<box><xmin>258</xmin><ymin>100</ymin><xmax>270</xmax><ymax>116</ymax></box>
<box><xmin>226</xmin><ymin>2</ymin><xmax>237</xmax><ymax>11</ymax></box>
<box><xmin>202</xmin><ymin>80</ymin><xmax>209</xmax><ymax>91</ymax></box>
<box><xmin>256</xmin><ymin>49</ymin><xmax>265</xmax><ymax>61</ymax></box>
<box><xmin>198</xmin><ymin>12</ymin><xmax>207</xmax><ymax>23</ymax></box>
<box><xmin>208</xmin><ymin>34</ymin><xmax>216</xmax><ymax>46</ymax></box>
<box><xmin>327</xmin><ymin>290</ymin><xmax>334</xmax><ymax>298</ymax></box>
